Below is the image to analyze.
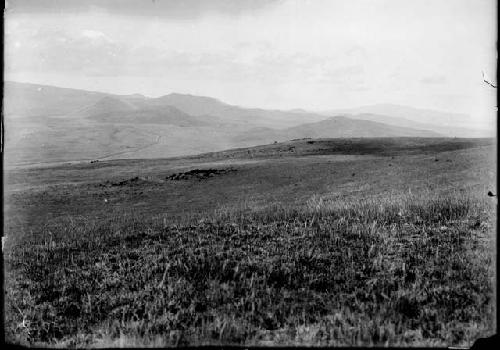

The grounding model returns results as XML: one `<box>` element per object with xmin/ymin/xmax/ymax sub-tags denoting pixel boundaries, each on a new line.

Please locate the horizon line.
<box><xmin>4</xmin><ymin>79</ymin><xmax>470</xmax><ymax>116</ymax></box>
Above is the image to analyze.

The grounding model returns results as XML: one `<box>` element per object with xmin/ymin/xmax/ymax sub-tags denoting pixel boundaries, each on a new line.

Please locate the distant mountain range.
<box><xmin>320</xmin><ymin>105</ymin><xmax>491</xmax><ymax>138</ymax></box>
<box><xmin>233</xmin><ymin>116</ymin><xmax>440</xmax><ymax>147</ymax></box>
<box><xmin>3</xmin><ymin>81</ymin><xmax>490</xmax><ymax>166</ymax></box>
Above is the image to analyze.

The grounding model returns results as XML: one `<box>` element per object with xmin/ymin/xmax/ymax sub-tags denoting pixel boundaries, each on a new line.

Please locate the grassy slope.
<box><xmin>4</xmin><ymin>116</ymin><xmax>243</xmax><ymax>166</ymax></box>
<box><xmin>3</xmin><ymin>138</ymin><xmax>497</xmax><ymax>347</ymax></box>
<box><xmin>5</xmin><ymin>84</ymin><xmax>450</xmax><ymax>167</ymax></box>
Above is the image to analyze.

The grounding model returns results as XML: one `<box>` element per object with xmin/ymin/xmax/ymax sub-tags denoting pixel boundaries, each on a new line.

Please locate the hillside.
<box><xmin>190</xmin><ymin>137</ymin><xmax>494</xmax><ymax>161</ymax></box>
<box><xmin>153</xmin><ymin>93</ymin><xmax>232</xmax><ymax>117</ymax></box>
<box><xmin>4</xmin><ymin>137</ymin><xmax>496</xmax><ymax>347</ymax></box>
<box><xmin>324</xmin><ymin>104</ymin><xmax>471</xmax><ymax>126</ymax></box>
<box><xmin>282</xmin><ymin>116</ymin><xmax>440</xmax><ymax>138</ymax></box>
<box><xmin>321</xmin><ymin>104</ymin><xmax>490</xmax><ymax>137</ymax></box>
<box><xmin>75</xmin><ymin>96</ymin><xmax>141</xmax><ymax>115</ymax></box>
<box><xmin>234</xmin><ymin>116</ymin><xmax>440</xmax><ymax>146</ymax></box>
<box><xmin>75</xmin><ymin>96</ymin><xmax>213</xmax><ymax>126</ymax></box>
<box><xmin>3</xmin><ymin>81</ymin><xmax>107</xmax><ymax>117</ymax></box>
<box><xmin>4</xmin><ymin>81</ymin><xmax>450</xmax><ymax>166</ymax></box>
<box><xmin>154</xmin><ymin>93</ymin><xmax>328</xmax><ymax>128</ymax></box>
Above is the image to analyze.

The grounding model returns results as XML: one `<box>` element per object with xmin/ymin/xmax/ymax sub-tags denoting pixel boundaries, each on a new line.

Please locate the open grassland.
<box><xmin>3</xmin><ymin>138</ymin><xmax>497</xmax><ymax>347</ymax></box>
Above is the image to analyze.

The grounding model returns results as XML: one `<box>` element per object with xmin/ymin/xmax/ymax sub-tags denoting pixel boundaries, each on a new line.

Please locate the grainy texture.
<box><xmin>3</xmin><ymin>138</ymin><xmax>496</xmax><ymax>347</ymax></box>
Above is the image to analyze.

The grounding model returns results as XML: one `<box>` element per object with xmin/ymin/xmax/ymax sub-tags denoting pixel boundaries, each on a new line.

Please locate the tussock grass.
<box><xmin>4</xmin><ymin>192</ymin><xmax>496</xmax><ymax>347</ymax></box>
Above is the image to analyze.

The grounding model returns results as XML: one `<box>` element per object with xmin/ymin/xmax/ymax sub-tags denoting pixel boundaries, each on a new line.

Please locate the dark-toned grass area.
<box><xmin>4</xmin><ymin>193</ymin><xmax>496</xmax><ymax>347</ymax></box>
<box><xmin>3</xmin><ymin>138</ymin><xmax>497</xmax><ymax>347</ymax></box>
<box><xmin>166</xmin><ymin>168</ymin><xmax>237</xmax><ymax>181</ymax></box>
<box><xmin>193</xmin><ymin>137</ymin><xmax>495</xmax><ymax>160</ymax></box>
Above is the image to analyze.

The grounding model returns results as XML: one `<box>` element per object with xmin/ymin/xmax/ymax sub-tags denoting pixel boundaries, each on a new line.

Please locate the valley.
<box><xmin>5</xmin><ymin>82</ymin><xmax>491</xmax><ymax>167</ymax></box>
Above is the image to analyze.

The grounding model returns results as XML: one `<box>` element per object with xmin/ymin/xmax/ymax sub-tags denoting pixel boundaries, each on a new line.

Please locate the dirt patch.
<box><xmin>166</xmin><ymin>167</ymin><xmax>236</xmax><ymax>181</ymax></box>
<box><xmin>100</xmin><ymin>176</ymin><xmax>159</xmax><ymax>187</ymax></box>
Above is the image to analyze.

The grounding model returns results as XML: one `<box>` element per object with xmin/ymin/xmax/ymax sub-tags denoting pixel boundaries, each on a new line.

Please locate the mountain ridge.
<box><xmin>317</xmin><ymin>104</ymin><xmax>491</xmax><ymax>137</ymax></box>
<box><xmin>4</xmin><ymin>81</ymin><xmax>473</xmax><ymax>166</ymax></box>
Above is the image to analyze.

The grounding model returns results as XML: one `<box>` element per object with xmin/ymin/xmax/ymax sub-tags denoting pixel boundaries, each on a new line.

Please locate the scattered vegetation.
<box><xmin>166</xmin><ymin>168</ymin><xmax>237</xmax><ymax>181</ymax></box>
<box><xmin>4</xmin><ymin>192</ymin><xmax>495</xmax><ymax>347</ymax></box>
<box><xmin>3</xmin><ymin>138</ymin><xmax>496</xmax><ymax>347</ymax></box>
<box><xmin>198</xmin><ymin>137</ymin><xmax>494</xmax><ymax>160</ymax></box>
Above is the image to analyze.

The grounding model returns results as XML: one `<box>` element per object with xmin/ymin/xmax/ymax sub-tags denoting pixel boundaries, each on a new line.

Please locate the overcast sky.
<box><xmin>4</xmin><ymin>0</ymin><xmax>497</xmax><ymax>126</ymax></box>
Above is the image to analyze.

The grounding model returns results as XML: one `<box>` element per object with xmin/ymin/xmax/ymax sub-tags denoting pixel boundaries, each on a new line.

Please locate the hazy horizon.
<box><xmin>3</xmin><ymin>79</ymin><xmax>479</xmax><ymax>117</ymax></box>
<box><xmin>4</xmin><ymin>0</ymin><xmax>498</xmax><ymax>129</ymax></box>
<box><xmin>4</xmin><ymin>2</ymin><xmax>497</xmax><ymax>347</ymax></box>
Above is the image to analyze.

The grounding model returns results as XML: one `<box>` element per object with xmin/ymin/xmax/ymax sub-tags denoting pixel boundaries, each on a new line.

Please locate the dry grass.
<box><xmin>4</xmin><ymin>191</ymin><xmax>496</xmax><ymax>347</ymax></box>
<box><xmin>4</xmin><ymin>139</ymin><xmax>496</xmax><ymax>347</ymax></box>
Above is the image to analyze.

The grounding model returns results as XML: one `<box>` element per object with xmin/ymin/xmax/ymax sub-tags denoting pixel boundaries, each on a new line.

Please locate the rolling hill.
<box><xmin>234</xmin><ymin>116</ymin><xmax>440</xmax><ymax>146</ymax></box>
<box><xmin>74</xmin><ymin>96</ymin><xmax>213</xmax><ymax>126</ymax></box>
<box><xmin>153</xmin><ymin>93</ymin><xmax>329</xmax><ymax>128</ymax></box>
<box><xmin>4</xmin><ymin>81</ymin><xmax>451</xmax><ymax>166</ymax></box>
<box><xmin>320</xmin><ymin>104</ymin><xmax>491</xmax><ymax>137</ymax></box>
<box><xmin>3</xmin><ymin>81</ymin><xmax>109</xmax><ymax>117</ymax></box>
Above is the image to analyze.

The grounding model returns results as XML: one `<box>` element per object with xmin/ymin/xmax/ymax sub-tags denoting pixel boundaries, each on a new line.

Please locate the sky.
<box><xmin>4</xmin><ymin>0</ymin><xmax>498</xmax><ymax>127</ymax></box>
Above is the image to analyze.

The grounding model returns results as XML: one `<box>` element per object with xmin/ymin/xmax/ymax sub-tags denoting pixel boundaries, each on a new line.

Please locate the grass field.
<box><xmin>3</xmin><ymin>138</ymin><xmax>497</xmax><ymax>347</ymax></box>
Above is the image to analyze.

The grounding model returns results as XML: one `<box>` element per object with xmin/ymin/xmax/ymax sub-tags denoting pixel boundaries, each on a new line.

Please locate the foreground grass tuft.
<box><xmin>4</xmin><ymin>192</ymin><xmax>496</xmax><ymax>347</ymax></box>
